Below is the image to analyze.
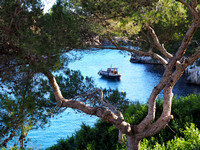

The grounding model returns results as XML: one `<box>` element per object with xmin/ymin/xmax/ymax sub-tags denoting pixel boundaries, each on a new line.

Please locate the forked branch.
<box><xmin>146</xmin><ymin>26</ymin><xmax>173</xmax><ymax>59</ymax></box>
<box><xmin>43</xmin><ymin>70</ymin><xmax>131</xmax><ymax>134</ymax></box>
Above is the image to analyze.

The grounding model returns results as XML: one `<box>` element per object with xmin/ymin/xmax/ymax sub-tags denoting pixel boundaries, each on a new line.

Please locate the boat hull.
<box><xmin>98</xmin><ymin>71</ymin><xmax>121</xmax><ymax>80</ymax></box>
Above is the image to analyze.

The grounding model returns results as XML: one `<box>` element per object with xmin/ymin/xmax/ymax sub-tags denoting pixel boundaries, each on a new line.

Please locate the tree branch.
<box><xmin>77</xmin><ymin>88</ymin><xmax>124</xmax><ymax>119</ymax></box>
<box><xmin>43</xmin><ymin>70</ymin><xmax>132</xmax><ymax>134</ymax></box>
<box><xmin>0</xmin><ymin>129</ymin><xmax>17</xmax><ymax>148</ymax></box>
<box><xmin>146</xmin><ymin>26</ymin><xmax>173</xmax><ymax>59</ymax></box>
<box><xmin>93</xmin><ymin>44</ymin><xmax>168</xmax><ymax>66</ymax></box>
<box><xmin>136</xmin><ymin>85</ymin><xmax>174</xmax><ymax>139</ymax></box>
<box><xmin>183</xmin><ymin>47</ymin><xmax>200</xmax><ymax>67</ymax></box>
<box><xmin>137</xmin><ymin>114</ymin><xmax>173</xmax><ymax>139</ymax></box>
<box><xmin>137</xmin><ymin>69</ymin><xmax>173</xmax><ymax>133</ymax></box>
<box><xmin>98</xmin><ymin>89</ymin><xmax>124</xmax><ymax>120</ymax></box>
<box><xmin>174</xmin><ymin>0</ymin><xmax>199</xmax><ymax>61</ymax></box>
<box><xmin>177</xmin><ymin>0</ymin><xmax>198</xmax><ymax>14</ymax></box>
<box><xmin>42</xmin><ymin>70</ymin><xmax>64</xmax><ymax>106</ymax></box>
<box><xmin>8</xmin><ymin>0</ymin><xmax>20</xmax><ymax>31</ymax></box>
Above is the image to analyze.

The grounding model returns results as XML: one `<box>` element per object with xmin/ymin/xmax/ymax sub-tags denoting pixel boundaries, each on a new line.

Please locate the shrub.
<box><xmin>140</xmin><ymin>123</ymin><xmax>200</xmax><ymax>150</ymax></box>
<box><xmin>47</xmin><ymin>120</ymin><xmax>122</xmax><ymax>150</ymax></box>
<box><xmin>48</xmin><ymin>94</ymin><xmax>200</xmax><ymax>149</ymax></box>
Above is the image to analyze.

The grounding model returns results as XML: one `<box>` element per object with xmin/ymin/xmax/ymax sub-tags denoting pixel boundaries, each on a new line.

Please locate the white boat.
<box><xmin>98</xmin><ymin>66</ymin><xmax>121</xmax><ymax>80</ymax></box>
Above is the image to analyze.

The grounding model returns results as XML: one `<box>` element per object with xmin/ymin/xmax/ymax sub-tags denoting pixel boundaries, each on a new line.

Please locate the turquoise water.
<box><xmin>26</xmin><ymin>49</ymin><xmax>200</xmax><ymax>149</ymax></box>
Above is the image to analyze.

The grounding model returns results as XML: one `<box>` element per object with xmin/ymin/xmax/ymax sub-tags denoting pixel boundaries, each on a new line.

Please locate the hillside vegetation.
<box><xmin>48</xmin><ymin>94</ymin><xmax>200</xmax><ymax>150</ymax></box>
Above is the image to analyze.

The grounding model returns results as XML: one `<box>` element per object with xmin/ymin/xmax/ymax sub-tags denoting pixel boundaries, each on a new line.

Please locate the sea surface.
<box><xmin>25</xmin><ymin>49</ymin><xmax>200</xmax><ymax>149</ymax></box>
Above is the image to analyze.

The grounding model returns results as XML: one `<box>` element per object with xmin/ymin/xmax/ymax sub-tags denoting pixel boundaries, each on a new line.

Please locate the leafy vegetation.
<box><xmin>70</xmin><ymin>0</ymin><xmax>200</xmax><ymax>54</ymax></box>
<box><xmin>0</xmin><ymin>0</ymin><xmax>95</xmax><ymax>148</ymax></box>
<box><xmin>124</xmin><ymin>94</ymin><xmax>200</xmax><ymax>146</ymax></box>
<box><xmin>48</xmin><ymin>94</ymin><xmax>200</xmax><ymax>150</ymax></box>
<box><xmin>0</xmin><ymin>70</ymin><xmax>87</xmax><ymax>148</ymax></box>
<box><xmin>47</xmin><ymin>120</ymin><xmax>122</xmax><ymax>150</ymax></box>
<box><xmin>0</xmin><ymin>73</ymin><xmax>57</xmax><ymax>148</ymax></box>
<box><xmin>141</xmin><ymin>123</ymin><xmax>200</xmax><ymax>150</ymax></box>
<box><xmin>0</xmin><ymin>67</ymin><xmax>130</xmax><ymax>149</ymax></box>
<box><xmin>0</xmin><ymin>0</ymin><xmax>94</xmax><ymax>89</ymax></box>
<box><xmin>1</xmin><ymin>0</ymin><xmax>200</xmax><ymax>149</ymax></box>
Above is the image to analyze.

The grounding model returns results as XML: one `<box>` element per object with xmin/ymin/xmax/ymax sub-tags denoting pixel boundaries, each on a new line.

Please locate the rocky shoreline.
<box><xmin>130</xmin><ymin>54</ymin><xmax>160</xmax><ymax>64</ymax></box>
<box><xmin>130</xmin><ymin>54</ymin><xmax>200</xmax><ymax>85</ymax></box>
<box><xmin>185</xmin><ymin>62</ymin><xmax>200</xmax><ymax>85</ymax></box>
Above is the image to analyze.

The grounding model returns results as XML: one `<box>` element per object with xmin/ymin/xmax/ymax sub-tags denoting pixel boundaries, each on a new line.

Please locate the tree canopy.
<box><xmin>70</xmin><ymin>0</ymin><xmax>200</xmax><ymax>54</ymax></box>
<box><xmin>0</xmin><ymin>0</ymin><xmax>95</xmax><ymax>148</ymax></box>
<box><xmin>0</xmin><ymin>0</ymin><xmax>94</xmax><ymax>85</ymax></box>
<box><xmin>0</xmin><ymin>0</ymin><xmax>200</xmax><ymax>149</ymax></box>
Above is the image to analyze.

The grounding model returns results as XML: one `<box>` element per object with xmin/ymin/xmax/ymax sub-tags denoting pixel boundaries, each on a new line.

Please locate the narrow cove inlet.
<box><xmin>26</xmin><ymin>49</ymin><xmax>200</xmax><ymax>149</ymax></box>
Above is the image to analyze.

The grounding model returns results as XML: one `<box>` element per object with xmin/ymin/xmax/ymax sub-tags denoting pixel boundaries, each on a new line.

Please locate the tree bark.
<box><xmin>126</xmin><ymin>135</ymin><xmax>141</xmax><ymax>150</ymax></box>
<box><xmin>43</xmin><ymin>1</ymin><xmax>199</xmax><ymax>150</ymax></box>
<box><xmin>42</xmin><ymin>70</ymin><xmax>132</xmax><ymax>135</ymax></box>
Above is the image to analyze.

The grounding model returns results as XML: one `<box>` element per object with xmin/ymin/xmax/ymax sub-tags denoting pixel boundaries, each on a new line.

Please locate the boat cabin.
<box><xmin>107</xmin><ymin>68</ymin><xmax>119</xmax><ymax>74</ymax></box>
<box><xmin>98</xmin><ymin>66</ymin><xmax>121</xmax><ymax>80</ymax></box>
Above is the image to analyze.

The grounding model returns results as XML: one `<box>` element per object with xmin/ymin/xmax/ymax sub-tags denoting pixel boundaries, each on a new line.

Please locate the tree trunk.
<box><xmin>126</xmin><ymin>135</ymin><xmax>141</xmax><ymax>150</ymax></box>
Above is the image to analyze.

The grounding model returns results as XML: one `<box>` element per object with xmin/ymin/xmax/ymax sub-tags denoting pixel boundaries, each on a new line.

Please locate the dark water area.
<box><xmin>24</xmin><ymin>49</ymin><xmax>200</xmax><ymax>149</ymax></box>
<box><xmin>141</xmin><ymin>63</ymin><xmax>200</xmax><ymax>98</ymax></box>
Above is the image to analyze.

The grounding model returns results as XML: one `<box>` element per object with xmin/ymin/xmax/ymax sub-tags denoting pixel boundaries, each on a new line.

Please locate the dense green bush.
<box><xmin>123</xmin><ymin>94</ymin><xmax>200</xmax><ymax>145</ymax></box>
<box><xmin>48</xmin><ymin>94</ymin><xmax>200</xmax><ymax>150</ymax></box>
<box><xmin>155</xmin><ymin>94</ymin><xmax>200</xmax><ymax>143</ymax></box>
<box><xmin>47</xmin><ymin>120</ymin><xmax>123</xmax><ymax>150</ymax></box>
<box><xmin>123</xmin><ymin>101</ymin><xmax>148</xmax><ymax>125</ymax></box>
<box><xmin>141</xmin><ymin>123</ymin><xmax>200</xmax><ymax>150</ymax></box>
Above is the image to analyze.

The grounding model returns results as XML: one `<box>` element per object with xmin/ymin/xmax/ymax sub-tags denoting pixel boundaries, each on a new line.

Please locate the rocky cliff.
<box><xmin>185</xmin><ymin>60</ymin><xmax>200</xmax><ymax>85</ymax></box>
<box><xmin>130</xmin><ymin>55</ymin><xmax>200</xmax><ymax>85</ymax></box>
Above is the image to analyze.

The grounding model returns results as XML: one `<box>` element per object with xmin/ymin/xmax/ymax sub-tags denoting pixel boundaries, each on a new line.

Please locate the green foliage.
<box><xmin>127</xmin><ymin>0</ymin><xmax>191</xmax><ymax>53</ymax></box>
<box><xmin>0</xmin><ymin>69</ymin><xmax>99</xmax><ymax>149</ymax></box>
<box><xmin>171</xmin><ymin>94</ymin><xmax>200</xmax><ymax>129</ymax></box>
<box><xmin>0</xmin><ymin>0</ymin><xmax>95</xmax><ymax>88</ymax></box>
<box><xmin>0</xmin><ymin>74</ymin><xmax>58</xmax><ymax>148</ymax></box>
<box><xmin>140</xmin><ymin>123</ymin><xmax>200</xmax><ymax>150</ymax></box>
<box><xmin>123</xmin><ymin>102</ymin><xmax>148</xmax><ymax>124</ymax></box>
<box><xmin>0</xmin><ymin>1</ymin><xmax>97</xmax><ymax>146</ymax></box>
<box><xmin>47</xmin><ymin>87</ymin><xmax>130</xmax><ymax>150</ymax></box>
<box><xmin>70</xmin><ymin>0</ymin><xmax>199</xmax><ymax>55</ymax></box>
<box><xmin>48</xmin><ymin>94</ymin><xmax>200</xmax><ymax>149</ymax></box>
<box><xmin>123</xmin><ymin>94</ymin><xmax>200</xmax><ymax>145</ymax></box>
<box><xmin>47</xmin><ymin>120</ymin><xmax>122</xmax><ymax>150</ymax></box>
<box><xmin>70</xmin><ymin>0</ymin><xmax>158</xmax><ymax>37</ymax></box>
<box><xmin>103</xmin><ymin>88</ymin><xmax>129</xmax><ymax>112</ymax></box>
<box><xmin>125</xmin><ymin>94</ymin><xmax>200</xmax><ymax>147</ymax></box>
<box><xmin>52</xmin><ymin>69</ymin><xmax>96</xmax><ymax>100</ymax></box>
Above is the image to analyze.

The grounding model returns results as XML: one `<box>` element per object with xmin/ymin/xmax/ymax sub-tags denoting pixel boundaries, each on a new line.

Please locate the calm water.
<box><xmin>25</xmin><ymin>49</ymin><xmax>200</xmax><ymax>149</ymax></box>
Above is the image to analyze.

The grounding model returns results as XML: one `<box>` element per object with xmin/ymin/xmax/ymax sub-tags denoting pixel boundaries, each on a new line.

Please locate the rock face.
<box><xmin>130</xmin><ymin>55</ymin><xmax>200</xmax><ymax>85</ymax></box>
<box><xmin>185</xmin><ymin>60</ymin><xmax>200</xmax><ymax>85</ymax></box>
<box><xmin>100</xmin><ymin>37</ymin><xmax>132</xmax><ymax>46</ymax></box>
<box><xmin>130</xmin><ymin>54</ymin><xmax>160</xmax><ymax>64</ymax></box>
